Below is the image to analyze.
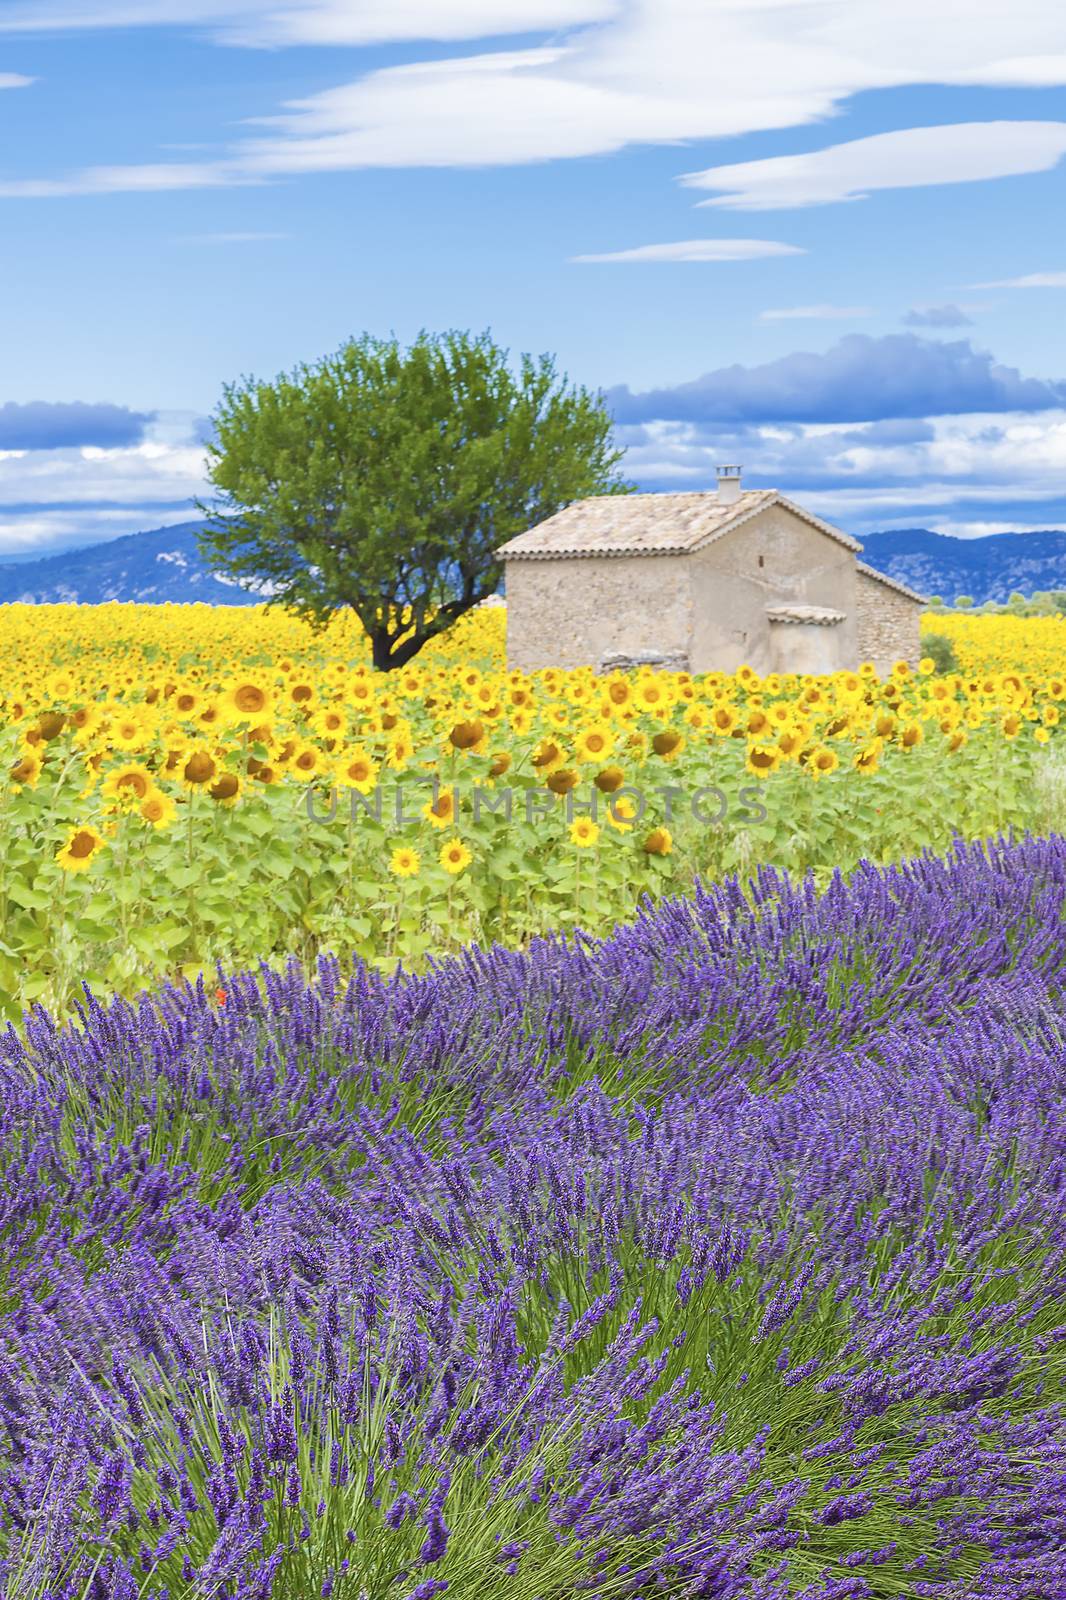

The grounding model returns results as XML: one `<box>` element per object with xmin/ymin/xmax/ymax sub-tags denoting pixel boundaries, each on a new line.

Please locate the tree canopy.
<box><xmin>198</xmin><ymin>330</ymin><xmax>631</xmax><ymax>668</ymax></box>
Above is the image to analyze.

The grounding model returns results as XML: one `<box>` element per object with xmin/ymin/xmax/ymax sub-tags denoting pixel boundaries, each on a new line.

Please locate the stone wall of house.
<box><xmin>503</xmin><ymin>552</ymin><xmax>691</xmax><ymax>672</ymax></box>
<box><xmin>688</xmin><ymin>505</ymin><xmax>858</xmax><ymax>673</ymax></box>
<box><xmin>855</xmin><ymin>570</ymin><xmax>923</xmax><ymax>675</ymax></box>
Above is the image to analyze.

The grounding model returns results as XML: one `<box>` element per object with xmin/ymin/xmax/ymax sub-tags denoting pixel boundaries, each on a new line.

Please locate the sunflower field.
<box><xmin>2</xmin><ymin>600</ymin><xmax>1065</xmax><ymax>1021</ymax></box>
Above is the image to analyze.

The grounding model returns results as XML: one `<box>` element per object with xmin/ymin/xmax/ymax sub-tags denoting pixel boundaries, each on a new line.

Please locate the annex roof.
<box><xmin>856</xmin><ymin>560</ymin><xmax>927</xmax><ymax>605</ymax></box>
<box><xmin>498</xmin><ymin>489</ymin><xmax>861</xmax><ymax>560</ymax></box>
<box><xmin>766</xmin><ymin>604</ymin><xmax>846</xmax><ymax>626</ymax></box>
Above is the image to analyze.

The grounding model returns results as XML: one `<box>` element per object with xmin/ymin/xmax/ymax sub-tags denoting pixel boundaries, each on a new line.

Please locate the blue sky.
<box><xmin>1</xmin><ymin>1</ymin><xmax>1066</xmax><ymax>556</ymax></box>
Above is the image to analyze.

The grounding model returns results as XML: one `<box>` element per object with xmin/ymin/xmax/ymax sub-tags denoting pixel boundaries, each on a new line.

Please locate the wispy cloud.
<box><xmin>0</xmin><ymin>73</ymin><xmax>33</xmax><ymax>88</ymax></box>
<box><xmin>682</xmin><ymin>122</ymin><xmax>1066</xmax><ymax>211</ymax></box>
<box><xmin>573</xmin><ymin>239</ymin><xmax>803</xmax><ymax>264</ymax></box>
<box><xmin>759</xmin><ymin>305</ymin><xmax>870</xmax><ymax>321</ymax></box>
<box><xmin>970</xmin><ymin>271</ymin><xmax>1066</xmax><ymax>288</ymax></box>
<box><xmin>0</xmin><ymin>1</ymin><xmax>613</xmax><ymax>47</ymax></box>
<box><xmin>0</xmin><ymin>162</ymin><xmax>246</xmax><ymax>199</ymax></box>
<box><xmin>3</xmin><ymin>7</ymin><xmax>1066</xmax><ymax>195</ymax></box>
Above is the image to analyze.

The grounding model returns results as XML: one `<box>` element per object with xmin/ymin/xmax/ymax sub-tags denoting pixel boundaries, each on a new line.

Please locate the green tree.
<box><xmin>954</xmin><ymin>595</ymin><xmax>974</xmax><ymax>608</ymax></box>
<box><xmin>920</xmin><ymin>631</ymin><xmax>959</xmax><ymax>674</ymax></box>
<box><xmin>198</xmin><ymin>330</ymin><xmax>631</xmax><ymax>669</ymax></box>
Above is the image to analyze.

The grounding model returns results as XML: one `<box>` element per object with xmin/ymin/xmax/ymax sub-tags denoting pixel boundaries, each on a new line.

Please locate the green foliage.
<box><xmin>919</xmin><ymin>630</ymin><xmax>960</xmax><ymax>674</ymax></box>
<box><xmin>954</xmin><ymin>594</ymin><xmax>974</xmax><ymax>608</ymax></box>
<box><xmin>199</xmin><ymin>330</ymin><xmax>630</xmax><ymax>668</ymax></box>
<box><xmin>977</xmin><ymin>588</ymin><xmax>1066</xmax><ymax>618</ymax></box>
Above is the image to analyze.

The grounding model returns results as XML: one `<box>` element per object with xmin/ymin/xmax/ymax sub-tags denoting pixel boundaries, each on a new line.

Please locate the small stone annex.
<box><xmin>497</xmin><ymin>467</ymin><xmax>925</xmax><ymax>677</ymax></box>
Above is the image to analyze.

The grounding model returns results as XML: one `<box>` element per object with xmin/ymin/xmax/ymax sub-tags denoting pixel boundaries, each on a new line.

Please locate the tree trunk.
<box><xmin>369</xmin><ymin>627</ymin><xmax>433</xmax><ymax>671</ymax></box>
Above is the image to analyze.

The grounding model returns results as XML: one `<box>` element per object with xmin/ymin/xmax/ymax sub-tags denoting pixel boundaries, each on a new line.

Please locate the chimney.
<box><xmin>716</xmin><ymin>464</ymin><xmax>743</xmax><ymax>505</ymax></box>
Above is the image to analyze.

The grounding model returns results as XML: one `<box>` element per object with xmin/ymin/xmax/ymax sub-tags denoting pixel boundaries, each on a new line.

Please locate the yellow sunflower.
<box><xmin>110</xmin><ymin>711</ymin><xmax>155</xmax><ymax>753</ymax></box>
<box><xmin>139</xmin><ymin>789</ymin><xmax>177</xmax><ymax>829</ymax></box>
<box><xmin>225</xmin><ymin>678</ymin><xmax>274</xmax><ymax>723</ymax></box>
<box><xmin>634</xmin><ymin>678</ymin><xmax>674</xmax><ymax>715</ymax></box>
<box><xmin>387</xmin><ymin>733</ymin><xmax>415</xmax><ymax>771</ymax></box>
<box><xmin>311</xmin><ymin>705</ymin><xmax>348</xmax><ymax>742</ymax></box>
<box><xmin>569</xmin><ymin>817</ymin><xmax>600</xmax><ymax>848</ymax></box>
<box><xmin>335</xmin><ymin>746</ymin><xmax>378</xmax><ymax>793</ymax></box>
<box><xmin>651</xmin><ymin>728</ymin><xmax>685</xmax><ymax>760</ymax></box>
<box><xmin>44</xmin><ymin>668</ymin><xmax>77</xmax><ymax>700</ymax></box>
<box><xmin>423</xmin><ymin>789</ymin><xmax>457</xmax><ymax>829</ymax></box>
<box><xmin>574</xmin><ymin>724</ymin><xmax>615</xmax><ymax>763</ymax></box>
<box><xmin>208</xmin><ymin>771</ymin><xmax>243</xmax><ymax>806</ymax></box>
<box><xmin>179</xmin><ymin>745</ymin><xmax>221</xmax><ymax>790</ymax></box>
<box><xmin>449</xmin><ymin>719</ymin><xmax>486</xmax><ymax>752</ymax></box>
<box><xmin>101</xmin><ymin>762</ymin><xmax>156</xmax><ymax>806</ymax></box>
<box><xmin>389</xmin><ymin>846</ymin><xmax>421</xmax><ymax>878</ymax></box>
<box><xmin>56</xmin><ymin>825</ymin><xmax>107</xmax><ymax>873</ymax></box>
<box><xmin>604</xmin><ymin>677</ymin><xmax>634</xmax><ymax>710</ymax></box>
<box><xmin>70</xmin><ymin>704</ymin><xmax>104</xmax><ymax>743</ymax></box>
<box><xmin>745</xmin><ymin>743</ymin><xmax>781</xmax><ymax>778</ymax></box>
<box><xmin>9</xmin><ymin>749</ymin><xmax>43</xmax><ymax>789</ymax></box>
<box><xmin>593</xmin><ymin>764</ymin><xmax>626</xmax><ymax>793</ymax></box>
<box><xmin>606</xmin><ymin>794</ymin><xmax>639</xmax><ymax>832</ymax></box>
<box><xmin>288</xmin><ymin>744</ymin><xmax>324</xmax><ymax>781</ymax></box>
<box><xmin>853</xmin><ymin>739</ymin><xmax>882</xmax><ymax>775</ymax></box>
<box><xmin>439</xmin><ymin>838</ymin><xmax>473</xmax><ymax>875</ymax></box>
<box><xmin>531</xmin><ymin>738</ymin><xmax>565</xmax><ymax>775</ymax></box>
<box><xmin>807</xmin><ymin>745</ymin><xmax>839</xmax><ymax>780</ymax></box>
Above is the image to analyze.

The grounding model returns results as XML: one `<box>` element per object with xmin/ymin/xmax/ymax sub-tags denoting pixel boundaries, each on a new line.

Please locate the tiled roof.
<box><xmin>498</xmin><ymin>489</ymin><xmax>861</xmax><ymax>559</ymax></box>
<box><xmin>856</xmin><ymin>560</ymin><xmax>926</xmax><ymax>605</ymax></box>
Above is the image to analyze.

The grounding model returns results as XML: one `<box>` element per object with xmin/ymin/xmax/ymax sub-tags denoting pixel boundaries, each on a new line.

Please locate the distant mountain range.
<box><xmin>0</xmin><ymin>521</ymin><xmax>263</xmax><ymax>605</ymax></box>
<box><xmin>2</xmin><ymin>518</ymin><xmax>1066</xmax><ymax>608</ymax></box>
<box><xmin>860</xmin><ymin>528</ymin><xmax>1066</xmax><ymax>605</ymax></box>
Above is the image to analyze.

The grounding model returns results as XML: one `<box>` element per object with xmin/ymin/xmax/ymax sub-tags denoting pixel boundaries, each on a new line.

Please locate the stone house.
<box><xmin>497</xmin><ymin>467</ymin><xmax>924</xmax><ymax>677</ymax></box>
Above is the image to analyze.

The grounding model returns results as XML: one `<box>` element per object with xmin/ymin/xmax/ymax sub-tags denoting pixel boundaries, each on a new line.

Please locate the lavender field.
<box><xmin>3</xmin><ymin>836</ymin><xmax>1066</xmax><ymax>1600</ymax></box>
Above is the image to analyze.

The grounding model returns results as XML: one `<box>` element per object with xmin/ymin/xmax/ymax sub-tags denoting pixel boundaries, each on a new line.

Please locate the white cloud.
<box><xmin>0</xmin><ymin>73</ymin><xmax>34</xmax><ymax>88</ymax></box>
<box><xmin>0</xmin><ymin>438</ymin><xmax>206</xmax><ymax>501</ymax></box>
<box><xmin>970</xmin><ymin>271</ymin><xmax>1066</xmax><ymax>288</ymax></box>
<box><xmin>5</xmin><ymin>398</ymin><xmax>1066</xmax><ymax>553</ymax></box>
<box><xmin>0</xmin><ymin>162</ymin><xmax>244</xmax><ymax>199</ymax></box>
<box><xmin>759</xmin><ymin>304</ymin><xmax>871</xmax><ymax>321</ymax></box>
<box><xmin>622</xmin><ymin>409</ymin><xmax>1066</xmax><ymax>536</ymax></box>
<box><xmin>683</xmin><ymin>122</ymin><xmax>1066</xmax><ymax>210</ymax></box>
<box><xmin>3</xmin><ymin>5</ymin><xmax>1066</xmax><ymax>193</ymax></box>
<box><xmin>572</xmin><ymin>239</ymin><xmax>803</xmax><ymax>264</ymax></box>
<box><xmin>931</xmin><ymin>519</ymin><xmax>1064</xmax><ymax>537</ymax></box>
<box><xmin>0</xmin><ymin>1</ymin><xmax>614</xmax><ymax>45</ymax></box>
